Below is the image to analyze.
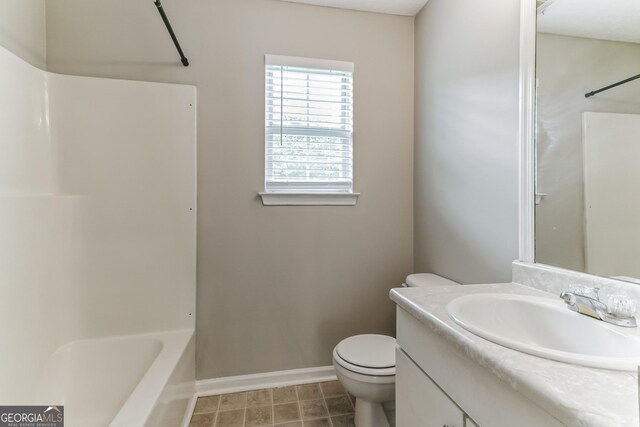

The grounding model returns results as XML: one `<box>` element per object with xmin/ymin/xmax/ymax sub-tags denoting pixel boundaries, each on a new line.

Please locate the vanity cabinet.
<box><xmin>395</xmin><ymin>307</ymin><xmax>564</xmax><ymax>427</ymax></box>
<box><xmin>465</xmin><ymin>418</ymin><xmax>478</xmax><ymax>427</ymax></box>
<box><xmin>396</xmin><ymin>349</ymin><xmax>465</xmax><ymax>427</ymax></box>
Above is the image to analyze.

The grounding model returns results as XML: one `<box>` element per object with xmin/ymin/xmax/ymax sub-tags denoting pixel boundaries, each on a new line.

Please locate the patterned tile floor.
<box><xmin>189</xmin><ymin>381</ymin><xmax>357</xmax><ymax>427</ymax></box>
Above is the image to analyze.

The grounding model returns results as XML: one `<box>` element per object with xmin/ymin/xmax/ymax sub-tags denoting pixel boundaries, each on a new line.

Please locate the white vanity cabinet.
<box><xmin>395</xmin><ymin>307</ymin><xmax>565</xmax><ymax>427</ymax></box>
<box><xmin>396</xmin><ymin>349</ymin><xmax>465</xmax><ymax>427</ymax></box>
<box><xmin>464</xmin><ymin>418</ymin><xmax>479</xmax><ymax>427</ymax></box>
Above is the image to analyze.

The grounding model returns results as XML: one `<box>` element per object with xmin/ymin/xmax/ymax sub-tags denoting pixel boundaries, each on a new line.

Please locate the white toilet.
<box><xmin>332</xmin><ymin>273</ymin><xmax>459</xmax><ymax>427</ymax></box>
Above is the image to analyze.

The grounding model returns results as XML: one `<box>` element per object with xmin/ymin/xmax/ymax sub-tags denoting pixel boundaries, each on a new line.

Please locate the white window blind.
<box><xmin>265</xmin><ymin>55</ymin><xmax>354</xmax><ymax>193</ymax></box>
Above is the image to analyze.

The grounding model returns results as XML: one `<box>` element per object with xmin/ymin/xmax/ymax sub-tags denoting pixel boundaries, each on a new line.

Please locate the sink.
<box><xmin>446</xmin><ymin>293</ymin><xmax>640</xmax><ymax>371</ymax></box>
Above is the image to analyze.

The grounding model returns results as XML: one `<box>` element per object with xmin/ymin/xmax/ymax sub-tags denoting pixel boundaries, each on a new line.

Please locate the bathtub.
<box><xmin>34</xmin><ymin>329</ymin><xmax>195</xmax><ymax>427</ymax></box>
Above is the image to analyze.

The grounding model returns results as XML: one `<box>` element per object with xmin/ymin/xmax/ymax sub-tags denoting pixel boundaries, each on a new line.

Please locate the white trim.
<box><xmin>259</xmin><ymin>192</ymin><xmax>359</xmax><ymax>206</ymax></box>
<box><xmin>180</xmin><ymin>395</ymin><xmax>198</xmax><ymax>427</ymax></box>
<box><xmin>265</xmin><ymin>54</ymin><xmax>354</xmax><ymax>73</ymax></box>
<box><xmin>518</xmin><ymin>0</ymin><xmax>537</xmax><ymax>263</ymax></box>
<box><xmin>195</xmin><ymin>366</ymin><xmax>337</xmax><ymax>397</ymax></box>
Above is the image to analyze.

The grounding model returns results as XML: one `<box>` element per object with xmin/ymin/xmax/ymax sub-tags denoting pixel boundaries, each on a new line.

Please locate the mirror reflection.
<box><xmin>535</xmin><ymin>0</ymin><xmax>640</xmax><ymax>282</ymax></box>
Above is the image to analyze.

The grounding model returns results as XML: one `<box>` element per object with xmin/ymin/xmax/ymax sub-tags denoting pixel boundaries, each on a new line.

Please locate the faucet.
<box><xmin>560</xmin><ymin>287</ymin><xmax>637</xmax><ymax>328</ymax></box>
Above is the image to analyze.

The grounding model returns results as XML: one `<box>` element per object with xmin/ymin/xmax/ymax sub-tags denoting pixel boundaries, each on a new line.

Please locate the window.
<box><xmin>260</xmin><ymin>55</ymin><xmax>358</xmax><ymax>206</ymax></box>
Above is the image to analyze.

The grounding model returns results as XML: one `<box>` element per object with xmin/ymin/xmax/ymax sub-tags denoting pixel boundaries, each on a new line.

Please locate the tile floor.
<box><xmin>189</xmin><ymin>381</ymin><xmax>356</xmax><ymax>427</ymax></box>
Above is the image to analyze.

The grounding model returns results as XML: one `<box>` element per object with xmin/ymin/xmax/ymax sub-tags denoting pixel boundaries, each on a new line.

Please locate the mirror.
<box><xmin>534</xmin><ymin>0</ymin><xmax>640</xmax><ymax>283</ymax></box>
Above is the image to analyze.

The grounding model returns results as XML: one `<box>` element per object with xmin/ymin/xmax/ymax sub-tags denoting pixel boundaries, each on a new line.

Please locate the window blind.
<box><xmin>265</xmin><ymin>55</ymin><xmax>354</xmax><ymax>193</ymax></box>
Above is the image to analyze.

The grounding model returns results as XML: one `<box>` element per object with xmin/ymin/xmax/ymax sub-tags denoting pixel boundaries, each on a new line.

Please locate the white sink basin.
<box><xmin>446</xmin><ymin>293</ymin><xmax>640</xmax><ymax>371</ymax></box>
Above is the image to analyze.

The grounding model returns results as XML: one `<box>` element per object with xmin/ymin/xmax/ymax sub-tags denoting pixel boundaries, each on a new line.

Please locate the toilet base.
<box><xmin>354</xmin><ymin>399</ymin><xmax>390</xmax><ymax>427</ymax></box>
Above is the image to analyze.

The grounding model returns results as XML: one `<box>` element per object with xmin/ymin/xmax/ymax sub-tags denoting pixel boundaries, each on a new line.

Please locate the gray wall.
<box><xmin>535</xmin><ymin>33</ymin><xmax>640</xmax><ymax>273</ymax></box>
<box><xmin>413</xmin><ymin>0</ymin><xmax>520</xmax><ymax>284</ymax></box>
<box><xmin>0</xmin><ymin>0</ymin><xmax>46</xmax><ymax>68</ymax></box>
<box><xmin>45</xmin><ymin>0</ymin><xmax>414</xmax><ymax>379</ymax></box>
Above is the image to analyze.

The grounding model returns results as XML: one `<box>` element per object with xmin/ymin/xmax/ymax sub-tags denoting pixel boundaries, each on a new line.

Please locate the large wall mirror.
<box><xmin>533</xmin><ymin>0</ymin><xmax>640</xmax><ymax>283</ymax></box>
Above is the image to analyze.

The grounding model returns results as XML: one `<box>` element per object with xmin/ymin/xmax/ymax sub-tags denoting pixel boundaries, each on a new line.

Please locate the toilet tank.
<box><xmin>404</xmin><ymin>273</ymin><xmax>459</xmax><ymax>288</ymax></box>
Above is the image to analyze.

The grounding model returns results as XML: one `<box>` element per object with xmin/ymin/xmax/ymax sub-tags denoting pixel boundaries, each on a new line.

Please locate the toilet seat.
<box><xmin>334</xmin><ymin>334</ymin><xmax>396</xmax><ymax>376</ymax></box>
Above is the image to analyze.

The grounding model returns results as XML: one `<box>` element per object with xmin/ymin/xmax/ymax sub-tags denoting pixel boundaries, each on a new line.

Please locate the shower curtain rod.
<box><xmin>154</xmin><ymin>0</ymin><xmax>189</xmax><ymax>67</ymax></box>
<box><xmin>585</xmin><ymin>73</ymin><xmax>640</xmax><ymax>98</ymax></box>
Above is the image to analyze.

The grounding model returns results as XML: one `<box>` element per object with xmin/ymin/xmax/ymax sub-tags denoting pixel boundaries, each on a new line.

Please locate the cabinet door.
<box><xmin>396</xmin><ymin>348</ymin><xmax>465</xmax><ymax>427</ymax></box>
<box><xmin>465</xmin><ymin>416</ymin><xmax>479</xmax><ymax>427</ymax></box>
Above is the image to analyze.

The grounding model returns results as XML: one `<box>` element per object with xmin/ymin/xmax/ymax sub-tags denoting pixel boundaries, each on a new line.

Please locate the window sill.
<box><xmin>259</xmin><ymin>192</ymin><xmax>360</xmax><ymax>206</ymax></box>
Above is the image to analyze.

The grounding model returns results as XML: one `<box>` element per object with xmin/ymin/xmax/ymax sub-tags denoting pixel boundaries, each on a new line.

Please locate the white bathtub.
<box><xmin>33</xmin><ymin>329</ymin><xmax>195</xmax><ymax>427</ymax></box>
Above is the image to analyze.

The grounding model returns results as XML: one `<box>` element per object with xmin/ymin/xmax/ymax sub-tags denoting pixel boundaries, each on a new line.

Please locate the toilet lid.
<box><xmin>335</xmin><ymin>334</ymin><xmax>396</xmax><ymax>369</ymax></box>
<box><xmin>405</xmin><ymin>273</ymin><xmax>459</xmax><ymax>288</ymax></box>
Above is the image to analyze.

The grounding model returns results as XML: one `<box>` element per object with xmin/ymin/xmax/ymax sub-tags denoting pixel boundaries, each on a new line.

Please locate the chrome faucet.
<box><xmin>560</xmin><ymin>287</ymin><xmax>637</xmax><ymax>328</ymax></box>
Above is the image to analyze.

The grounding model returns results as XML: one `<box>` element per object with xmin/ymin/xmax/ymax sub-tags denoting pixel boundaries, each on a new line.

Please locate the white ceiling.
<box><xmin>538</xmin><ymin>0</ymin><xmax>640</xmax><ymax>44</ymax></box>
<box><xmin>277</xmin><ymin>0</ymin><xmax>429</xmax><ymax>16</ymax></box>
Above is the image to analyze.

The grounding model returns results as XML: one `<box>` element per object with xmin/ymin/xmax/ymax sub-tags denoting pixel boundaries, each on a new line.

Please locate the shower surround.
<box><xmin>0</xmin><ymin>44</ymin><xmax>197</xmax><ymax>426</ymax></box>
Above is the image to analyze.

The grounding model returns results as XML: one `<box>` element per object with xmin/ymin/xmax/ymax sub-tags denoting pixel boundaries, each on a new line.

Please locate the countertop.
<box><xmin>390</xmin><ymin>282</ymin><xmax>639</xmax><ymax>427</ymax></box>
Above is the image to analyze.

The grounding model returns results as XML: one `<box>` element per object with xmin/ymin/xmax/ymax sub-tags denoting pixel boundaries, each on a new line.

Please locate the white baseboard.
<box><xmin>195</xmin><ymin>366</ymin><xmax>337</xmax><ymax>397</ymax></box>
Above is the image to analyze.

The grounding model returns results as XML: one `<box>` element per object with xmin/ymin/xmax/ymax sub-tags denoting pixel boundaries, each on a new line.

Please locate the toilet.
<box><xmin>332</xmin><ymin>273</ymin><xmax>459</xmax><ymax>427</ymax></box>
